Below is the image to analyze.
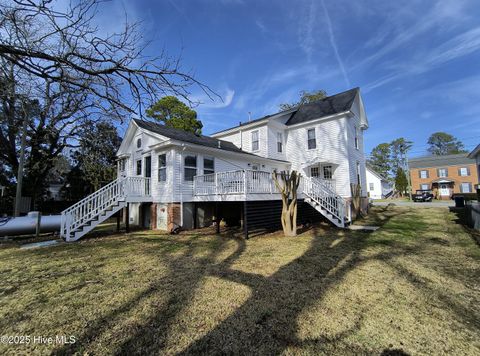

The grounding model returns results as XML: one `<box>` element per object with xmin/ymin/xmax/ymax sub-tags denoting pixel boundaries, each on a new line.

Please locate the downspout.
<box><xmin>180</xmin><ymin>144</ymin><xmax>186</xmax><ymax>227</ymax></box>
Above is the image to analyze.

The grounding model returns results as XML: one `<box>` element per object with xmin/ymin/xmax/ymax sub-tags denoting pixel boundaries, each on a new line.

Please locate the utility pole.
<box><xmin>14</xmin><ymin>109</ymin><xmax>28</xmax><ymax>217</ymax></box>
<box><xmin>403</xmin><ymin>148</ymin><xmax>412</xmax><ymax>201</ymax></box>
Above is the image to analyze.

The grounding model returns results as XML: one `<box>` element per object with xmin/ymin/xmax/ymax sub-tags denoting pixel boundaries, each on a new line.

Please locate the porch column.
<box><xmin>125</xmin><ymin>203</ymin><xmax>130</xmax><ymax>233</ymax></box>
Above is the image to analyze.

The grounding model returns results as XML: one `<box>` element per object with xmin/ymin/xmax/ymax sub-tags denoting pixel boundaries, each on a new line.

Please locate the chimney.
<box><xmin>218</xmin><ymin>141</ymin><xmax>221</xmax><ymax>149</ymax></box>
<box><xmin>248</xmin><ymin>111</ymin><xmax>252</xmax><ymax>122</ymax></box>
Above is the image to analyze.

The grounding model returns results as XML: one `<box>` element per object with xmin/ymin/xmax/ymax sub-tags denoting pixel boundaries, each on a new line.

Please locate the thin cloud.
<box><xmin>297</xmin><ymin>0</ymin><xmax>316</xmax><ymax>61</ymax></box>
<box><xmin>320</xmin><ymin>0</ymin><xmax>351</xmax><ymax>87</ymax></box>
<box><xmin>364</xmin><ymin>26</ymin><xmax>480</xmax><ymax>92</ymax></box>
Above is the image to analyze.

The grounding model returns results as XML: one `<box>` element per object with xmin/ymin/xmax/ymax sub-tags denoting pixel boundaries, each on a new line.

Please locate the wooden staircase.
<box><xmin>302</xmin><ymin>176</ymin><xmax>348</xmax><ymax>228</ymax></box>
<box><xmin>60</xmin><ymin>177</ymin><xmax>150</xmax><ymax>242</ymax></box>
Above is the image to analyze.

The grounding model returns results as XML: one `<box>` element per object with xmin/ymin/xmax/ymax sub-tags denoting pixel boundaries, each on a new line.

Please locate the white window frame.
<box><xmin>310</xmin><ymin>166</ymin><xmax>320</xmax><ymax>178</ymax></box>
<box><xmin>158</xmin><ymin>153</ymin><xmax>167</xmax><ymax>182</ymax></box>
<box><xmin>184</xmin><ymin>155</ymin><xmax>197</xmax><ymax>182</ymax></box>
<box><xmin>307</xmin><ymin>128</ymin><xmax>316</xmax><ymax>150</ymax></box>
<box><xmin>420</xmin><ymin>184</ymin><xmax>429</xmax><ymax>190</ymax></box>
<box><xmin>276</xmin><ymin>132</ymin><xmax>283</xmax><ymax>153</ymax></box>
<box><xmin>354</xmin><ymin>125</ymin><xmax>359</xmax><ymax>150</ymax></box>
<box><xmin>369</xmin><ymin>183</ymin><xmax>374</xmax><ymax>191</ymax></box>
<box><xmin>420</xmin><ymin>170</ymin><xmax>428</xmax><ymax>179</ymax></box>
<box><xmin>136</xmin><ymin>160</ymin><xmax>142</xmax><ymax>176</ymax></box>
<box><xmin>459</xmin><ymin>167</ymin><xmax>469</xmax><ymax>176</ymax></box>
<box><xmin>323</xmin><ymin>165</ymin><xmax>333</xmax><ymax>179</ymax></box>
<box><xmin>251</xmin><ymin>130</ymin><xmax>259</xmax><ymax>151</ymax></box>
<box><xmin>460</xmin><ymin>182</ymin><xmax>472</xmax><ymax>193</ymax></box>
<box><xmin>203</xmin><ymin>156</ymin><xmax>215</xmax><ymax>175</ymax></box>
<box><xmin>356</xmin><ymin>162</ymin><xmax>361</xmax><ymax>185</ymax></box>
<box><xmin>438</xmin><ymin>168</ymin><xmax>447</xmax><ymax>178</ymax></box>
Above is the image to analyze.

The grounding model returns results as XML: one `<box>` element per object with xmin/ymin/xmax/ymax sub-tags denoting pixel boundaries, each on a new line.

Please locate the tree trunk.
<box><xmin>273</xmin><ymin>171</ymin><xmax>301</xmax><ymax>237</ymax></box>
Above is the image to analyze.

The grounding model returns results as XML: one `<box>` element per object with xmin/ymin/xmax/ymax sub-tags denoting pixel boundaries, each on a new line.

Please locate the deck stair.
<box><xmin>302</xmin><ymin>176</ymin><xmax>348</xmax><ymax>228</ymax></box>
<box><xmin>60</xmin><ymin>177</ymin><xmax>150</xmax><ymax>242</ymax></box>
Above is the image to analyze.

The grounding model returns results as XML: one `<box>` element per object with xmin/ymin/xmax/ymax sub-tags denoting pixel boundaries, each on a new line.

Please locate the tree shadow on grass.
<box><xmin>54</xmin><ymin>207</ymin><xmax>414</xmax><ymax>355</ymax></box>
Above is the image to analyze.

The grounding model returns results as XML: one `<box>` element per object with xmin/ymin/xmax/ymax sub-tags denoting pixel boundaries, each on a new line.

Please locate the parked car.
<box><xmin>412</xmin><ymin>189</ymin><xmax>434</xmax><ymax>202</ymax></box>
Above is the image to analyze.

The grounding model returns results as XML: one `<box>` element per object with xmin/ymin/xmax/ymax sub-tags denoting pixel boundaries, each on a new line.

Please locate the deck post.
<box><xmin>243</xmin><ymin>201</ymin><xmax>248</xmax><ymax>239</ymax></box>
<box><xmin>125</xmin><ymin>203</ymin><xmax>130</xmax><ymax>233</ymax></box>
<box><xmin>215</xmin><ymin>202</ymin><xmax>220</xmax><ymax>234</ymax></box>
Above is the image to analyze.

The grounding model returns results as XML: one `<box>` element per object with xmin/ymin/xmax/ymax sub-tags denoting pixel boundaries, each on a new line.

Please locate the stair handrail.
<box><xmin>303</xmin><ymin>176</ymin><xmax>346</xmax><ymax>225</ymax></box>
<box><xmin>60</xmin><ymin>177</ymin><xmax>127</xmax><ymax>238</ymax></box>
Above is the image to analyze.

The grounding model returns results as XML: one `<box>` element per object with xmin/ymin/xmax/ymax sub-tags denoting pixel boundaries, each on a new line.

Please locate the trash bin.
<box><xmin>454</xmin><ymin>196</ymin><xmax>465</xmax><ymax>208</ymax></box>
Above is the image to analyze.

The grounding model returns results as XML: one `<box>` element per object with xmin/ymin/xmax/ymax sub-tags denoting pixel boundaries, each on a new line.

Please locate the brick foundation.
<box><xmin>150</xmin><ymin>203</ymin><xmax>157</xmax><ymax>229</ymax></box>
<box><xmin>167</xmin><ymin>203</ymin><xmax>181</xmax><ymax>231</ymax></box>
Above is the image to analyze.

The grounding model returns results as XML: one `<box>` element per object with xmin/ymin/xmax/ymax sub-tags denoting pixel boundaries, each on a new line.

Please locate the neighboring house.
<box><xmin>467</xmin><ymin>144</ymin><xmax>480</xmax><ymax>187</ymax></box>
<box><xmin>366</xmin><ymin>165</ymin><xmax>392</xmax><ymax>199</ymax></box>
<box><xmin>60</xmin><ymin>88</ymin><xmax>369</xmax><ymax>241</ymax></box>
<box><xmin>409</xmin><ymin>153</ymin><xmax>478</xmax><ymax>200</ymax></box>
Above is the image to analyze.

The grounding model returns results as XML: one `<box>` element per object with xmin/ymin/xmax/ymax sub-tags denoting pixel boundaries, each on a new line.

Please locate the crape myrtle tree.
<box><xmin>272</xmin><ymin>170</ymin><xmax>301</xmax><ymax>237</ymax></box>
<box><xmin>0</xmin><ymin>0</ymin><xmax>216</xmax><ymax>209</ymax></box>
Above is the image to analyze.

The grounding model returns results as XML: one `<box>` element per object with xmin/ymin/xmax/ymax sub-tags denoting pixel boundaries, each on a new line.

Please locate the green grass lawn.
<box><xmin>0</xmin><ymin>206</ymin><xmax>479</xmax><ymax>355</ymax></box>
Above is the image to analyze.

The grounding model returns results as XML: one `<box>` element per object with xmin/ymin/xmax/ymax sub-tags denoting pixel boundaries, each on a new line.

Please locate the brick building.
<box><xmin>409</xmin><ymin>153</ymin><xmax>478</xmax><ymax>200</ymax></box>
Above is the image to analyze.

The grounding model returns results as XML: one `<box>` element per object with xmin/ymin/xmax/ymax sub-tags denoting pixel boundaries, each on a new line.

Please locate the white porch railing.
<box><xmin>193</xmin><ymin>170</ymin><xmax>275</xmax><ymax>196</ymax></box>
<box><xmin>312</xmin><ymin>177</ymin><xmax>336</xmax><ymax>191</ymax></box>
<box><xmin>303</xmin><ymin>176</ymin><xmax>345</xmax><ymax>227</ymax></box>
<box><xmin>60</xmin><ymin>176</ymin><xmax>150</xmax><ymax>241</ymax></box>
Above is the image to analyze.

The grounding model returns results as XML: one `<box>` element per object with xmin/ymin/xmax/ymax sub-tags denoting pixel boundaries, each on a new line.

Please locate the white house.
<box><xmin>60</xmin><ymin>88</ymin><xmax>370</xmax><ymax>241</ymax></box>
<box><xmin>366</xmin><ymin>165</ymin><xmax>392</xmax><ymax>200</ymax></box>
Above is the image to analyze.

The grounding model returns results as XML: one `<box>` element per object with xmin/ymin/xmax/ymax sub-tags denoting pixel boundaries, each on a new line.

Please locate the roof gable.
<box><xmin>285</xmin><ymin>88</ymin><xmax>359</xmax><ymax>126</ymax></box>
<box><xmin>132</xmin><ymin>119</ymin><xmax>259</xmax><ymax>156</ymax></box>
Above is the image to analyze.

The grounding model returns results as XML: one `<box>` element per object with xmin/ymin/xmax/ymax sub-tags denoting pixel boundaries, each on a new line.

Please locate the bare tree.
<box><xmin>0</xmin><ymin>0</ymin><xmax>217</xmax><ymax>210</ymax></box>
<box><xmin>273</xmin><ymin>170</ymin><xmax>301</xmax><ymax>237</ymax></box>
<box><xmin>0</xmin><ymin>0</ymin><xmax>216</xmax><ymax>117</ymax></box>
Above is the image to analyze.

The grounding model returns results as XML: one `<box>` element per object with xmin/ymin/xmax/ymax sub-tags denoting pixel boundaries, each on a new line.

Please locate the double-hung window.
<box><xmin>369</xmin><ymin>183</ymin><xmax>374</xmax><ymax>191</ymax></box>
<box><xmin>136</xmin><ymin>160</ymin><xmax>142</xmax><ymax>175</ymax></box>
<box><xmin>459</xmin><ymin>167</ymin><xmax>470</xmax><ymax>176</ymax></box>
<box><xmin>323</xmin><ymin>165</ymin><xmax>333</xmax><ymax>179</ymax></box>
<box><xmin>420</xmin><ymin>184</ymin><xmax>429</xmax><ymax>190</ymax></box>
<box><xmin>419</xmin><ymin>170</ymin><xmax>429</xmax><ymax>179</ymax></box>
<box><xmin>354</xmin><ymin>125</ymin><xmax>359</xmax><ymax>149</ymax></box>
<box><xmin>184</xmin><ymin>155</ymin><xmax>197</xmax><ymax>182</ymax></box>
<box><xmin>460</xmin><ymin>182</ymin><xmax>472</xmax><ymax>193</ymax></box>
<box><xmin>251</xmin><ymin>131</ymin><xmax>259</xmax><ymax>151</ymax></box>
<box><xmin>158</xmin><ymin>154</ymin><xmax>167</xmax><ymax>182</ymax></box>
<box><xmin>310</xmin><ymin>167</ymin><xmax>319</xmax><ymax>177</ymax></box>
<box><xmin>277</xmin><ymin>132</ymin><xmax>283</xmax><ymax>153</ymax></box>
<box><xmin>307</xmin><ymin>128</ymin><xmax>316</xmax><ymax>149</ymax></box>
<box><xmin>203</xmin><ymin>157</ymin><xmax>215</xmax><ymax>175</ymax></box>
<box><xmin>437</xmin><ymin>168</ymin><xmax>448</xmax><ymax>177</ymax></box>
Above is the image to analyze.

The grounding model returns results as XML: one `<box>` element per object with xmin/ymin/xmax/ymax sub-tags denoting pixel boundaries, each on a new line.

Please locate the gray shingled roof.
<box><xmin>133</xmin><ymin>119</ymin><xmax>287</xmax><ymax>163</ymax></box>
<box><xmin>285</xmin><ymin>88</ymin><xmax>359</xmax><ymax>126</ymax></box>
<box><xmin>134</xmin><ymin>119</ymin><xmax>248</xmax><ymax>154</ymax></box>
<box><xmin>211</xmin><ymin>87</ymin><xmax>359</xmax><ymax>135</ymax></box>
<box><xmin>408</xmin><ymin>153</ymin><xmax>474</xmax><ymax>168</ymax></box>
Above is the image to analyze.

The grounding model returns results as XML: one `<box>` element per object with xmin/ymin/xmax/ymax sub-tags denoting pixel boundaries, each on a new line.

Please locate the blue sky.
<box><xmin>97</xmin><ymin>0</ymin><xmax>480</xmax><ymax>157</ymax></box>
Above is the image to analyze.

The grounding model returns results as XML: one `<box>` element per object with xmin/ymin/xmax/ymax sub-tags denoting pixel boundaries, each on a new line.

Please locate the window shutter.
<box><xmin>418</xmin><ymin>170</ymin><xmax>421</xmax><ymax>178</ymax></box>
<box><xmin>426</xmin><ymin>170</ymin><xmax>429</xmax><ymax>178</ymax></box>
<box><xmin>437</xmin><ymin>168</ymin><xmax>440</xmax><ymax>177</ymax></box>
<box><xmin>445</xmin><ymin>168</ymin><xmax>448</xmax><ymax>177</ymax></box>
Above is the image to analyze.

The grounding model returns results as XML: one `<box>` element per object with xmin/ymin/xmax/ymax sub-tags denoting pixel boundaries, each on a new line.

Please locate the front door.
<box><xmin>144</xmin><ymin>156</ymin><xmax>152</xmax><ymax>195</ymax></box>
<box><xmin>439</xmin><ymin>183</ymin><xmax>449</xmax><ymax>196</ymax></box>
<box><xmin>144</xmin><ymin>156</ymin><xmax>151</xmax><ymax>178</ymax></box>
